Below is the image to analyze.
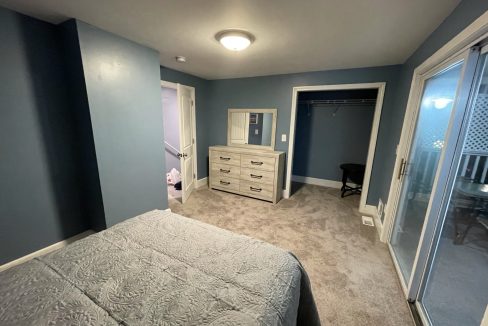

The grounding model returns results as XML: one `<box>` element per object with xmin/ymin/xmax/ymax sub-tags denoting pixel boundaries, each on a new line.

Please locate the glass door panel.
<box><xmin>419</xmin><ymin>52</ymin><xmax>488</xmax><ymax>326</ymax></box>
<box><xmin>390</xmin><ymin>61</ymin><xmax>465</xmax><ymax>284</ymax></box>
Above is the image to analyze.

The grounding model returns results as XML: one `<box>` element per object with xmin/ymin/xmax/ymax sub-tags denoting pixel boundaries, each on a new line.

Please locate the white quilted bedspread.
<box><xmin>0</xmin><ymin>210</ymin><xmax>319</xmax><ymax>325</ymax></box>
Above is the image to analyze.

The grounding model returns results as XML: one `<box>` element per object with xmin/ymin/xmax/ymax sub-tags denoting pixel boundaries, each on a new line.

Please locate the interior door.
<box><xmin>177</xmin><ymin>84</ymin><xmax>195</xmax><ymax>203</ymax></box>
<box><xmin>230</xmin><ymin>112</ymin><xmax>250</xmax><ymax>144</ymax></box>
<box><xmin>388</xmin><ymin>48</ymin><xmax>480</xmax><ymax>290</ymax></box>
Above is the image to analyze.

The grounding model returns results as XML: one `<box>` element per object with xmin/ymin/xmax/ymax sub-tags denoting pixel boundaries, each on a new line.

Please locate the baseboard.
<box><xmin>360</xmin><ymin>204</ymin><xmax>377</xmax><ymax>216</ymax></box>
<box><xmin>292</xmin><ymin>175</ymin><xmax>344</xmax><ymax>189</ymax></box>
<box><xmin>0</xmin><ymin>230</ymin><xmax>94</xmax><ymax>272</ymax></box>
<box><xmin>196</xmin><ymin>177</ymin><xmax>208</xmax><ymax>189</ymax></box>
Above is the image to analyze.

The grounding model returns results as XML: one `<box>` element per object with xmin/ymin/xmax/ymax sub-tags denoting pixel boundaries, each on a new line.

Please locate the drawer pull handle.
<box><xmin>250</xmin><ymin>186</ymin><xmax>262</xmax><ymax>192</ymax></box>
<box><xmin>250</xmin><ymin>161</ymin><xmax>263</xmax><ymax>165</ymax></box>
<box><xmin>220</xmin><ymin>156</ymin><xmax>231</xmax><ymax>161</ymax></box>
<box><xmin>220</xmin><ymin>169</ymin><xmax>230</xmax><ymax>173</ymax></box>
<box><xmin>250</xmin><ymin>174</ymin><xmax>262</xmax><ymax>179</ymax></box>
<box><xmin>220</xmin><ymin>181</ymin><xmax>230</xmax><ymax>185</ymax></box>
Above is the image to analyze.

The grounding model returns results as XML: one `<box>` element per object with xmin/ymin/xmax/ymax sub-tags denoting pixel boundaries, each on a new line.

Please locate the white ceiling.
<box><xmin>0</xmin><ymin>0</ymin><xmax>461</xmax><ymax>80</ymax></box>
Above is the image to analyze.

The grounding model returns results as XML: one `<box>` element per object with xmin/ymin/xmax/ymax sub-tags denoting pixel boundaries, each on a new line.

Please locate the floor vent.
<box><xmin>362</xmin><ymin>216</ymin><xmax>375</xmax><ymax>227</ymax></box>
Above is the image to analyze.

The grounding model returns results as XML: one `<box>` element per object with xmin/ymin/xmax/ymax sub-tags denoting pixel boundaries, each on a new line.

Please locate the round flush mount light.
<box><xmin>215</xmin><ymin>29</ymin><xmax>255</xmax><ymax>51</ymax></box>
<box><xmin>175</xmin><ymin>56</ymin><xmax>186</xmax><ymax>63</ymax></box>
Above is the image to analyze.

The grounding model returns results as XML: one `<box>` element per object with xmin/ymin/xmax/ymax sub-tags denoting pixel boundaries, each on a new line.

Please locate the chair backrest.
<box><xmin>458</xmin><ymin>154</ymin><xmax>488</xmax><ymax>184</ymax></box>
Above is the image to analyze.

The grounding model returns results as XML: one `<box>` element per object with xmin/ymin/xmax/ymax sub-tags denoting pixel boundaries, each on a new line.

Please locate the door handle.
<box><xmin>397</xmin><ymin>158</ymin><xmax>407</xmax><ymax>180</ymax></box>
<box><xmin>250</xmin><ymin>186</ymin><xmax>262</xmax><ymax>192</ymax></box>
<box><xmin>250</xmin><ymin>174</ymin><xmax>263</xmax><ymax>179</ymax></box>
<box><xmin>250</xmin><ymin>161</ymin><xmax>263</xmax><ymax>165</ymax></box>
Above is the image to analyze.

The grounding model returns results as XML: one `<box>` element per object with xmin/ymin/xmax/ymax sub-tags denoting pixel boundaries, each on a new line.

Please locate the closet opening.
<box><xmin>161</xmin><ymin>81</ymin><xmax>197</xmax><ymax>204</ymax></box>
<box><xmin>285</xmin><ymin>83</ymin><xmax>386</xmax><ymax>227</ymax></box>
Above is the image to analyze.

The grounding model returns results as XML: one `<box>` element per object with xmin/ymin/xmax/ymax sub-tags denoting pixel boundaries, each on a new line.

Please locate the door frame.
<box><xmin>385</xmin><ymin>48</ymin><xmax>480</xmax><ymax>300</ymax></box>
<box><xmin>284</xmin><ymin>82</ymin><xmax>386</xmax><ymax>229</ymax></box>
<box><xmin>381</xmin><ymin>10</ymin><xmax>488</xmax><ymax>243</ymax></box>
<box><xmin>161</xmin><ymin>80</ymin><xmax>198</xmax><ymax>199</ymax></box>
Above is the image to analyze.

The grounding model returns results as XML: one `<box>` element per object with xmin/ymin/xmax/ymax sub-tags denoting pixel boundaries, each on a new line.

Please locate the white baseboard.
<box><xmin>292</xmin><ymin>175</ymin><xmax>341</xmax><ymax>189</ymax></box>
<box><xmin>0</xmin><ymin>230</ymin><xmax>94</xmax><ymax>272</ymax></box>
<box><xmin>196</xmin><ymin>177</ymin><xmax>208</xmax><ymax>189</ymax></box>
<box><xmin>360</xmin><ymin>204</ymin><xmax>377</xmax><ymax>216</ymax></box>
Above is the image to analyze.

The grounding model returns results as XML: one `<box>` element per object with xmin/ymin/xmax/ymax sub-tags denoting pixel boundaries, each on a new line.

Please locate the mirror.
<box><xmin>228</xmin><ymin>108</ymin><xmax>277</xmax><ymax>150</ymax></box>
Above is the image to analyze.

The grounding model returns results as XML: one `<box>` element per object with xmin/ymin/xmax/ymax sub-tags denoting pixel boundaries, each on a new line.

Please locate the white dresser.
<box><xmin>209</xmin><ymin>146</ymin><xmax>285</xmax><ymax>203</ymax></box>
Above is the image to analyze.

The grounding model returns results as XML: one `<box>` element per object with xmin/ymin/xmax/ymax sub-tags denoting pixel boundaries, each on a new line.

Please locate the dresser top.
<box><xmin>210</xmin><ymin>145</ymin><xmax>285</xmax><ymax>156</ymax></box>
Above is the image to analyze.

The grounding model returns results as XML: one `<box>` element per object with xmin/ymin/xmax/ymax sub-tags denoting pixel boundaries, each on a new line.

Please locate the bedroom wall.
<box><xmin>160</xmin><ymin>67</ymin><xmax>211</xmax><ymax>179</ymax></box>
<box><xmin>373</xmin><ymin>0</ymin><xmax>488</xmax><ymax>206</ymax></box>
<box><xmin>74</xmin><ymin>21</ymin><xmax>168</xmax><ymax>227</ymax></box>
<box><xmin>206</xmin><ymin>65</ymin><xmax>402</xmax><ymax>206</ymax></box>
<box><xmin>293</xmin><ymin>103</ymin><xmax>375</xmax><ymax>182</ymax></box>
<box><xmin>0</xmin><ymin>8</ymin><xmax>87</xmax><ymax>264</ymax></box>
<box><xmin>59</xmin><ymin>20</ymin><xmax>106</xmax><ymax>232</ymax></box>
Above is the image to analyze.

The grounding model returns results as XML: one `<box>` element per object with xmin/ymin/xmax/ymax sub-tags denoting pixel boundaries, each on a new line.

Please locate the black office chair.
<box><xmin>339</xmin><ymin>163</ymin><xmax>366</xmax><ymax>198</ymax></box>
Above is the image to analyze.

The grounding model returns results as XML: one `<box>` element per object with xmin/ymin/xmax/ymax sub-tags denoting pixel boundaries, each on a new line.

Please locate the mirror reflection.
<box><xmin>229</xmin><ymin>112</ymin><xmax>274</xmax><ymax>146</ymax></box>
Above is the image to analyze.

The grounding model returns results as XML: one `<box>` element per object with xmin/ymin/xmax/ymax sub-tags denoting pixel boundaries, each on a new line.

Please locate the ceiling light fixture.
<box><xmin>175</xmin><ymin>56</ymin><xmax>186</xmax><ymax>63</ymax></box>
<box><xmin>215</xmin><ymin>29</ymin><xmax>255</xmax><ymax>51</ymax></box>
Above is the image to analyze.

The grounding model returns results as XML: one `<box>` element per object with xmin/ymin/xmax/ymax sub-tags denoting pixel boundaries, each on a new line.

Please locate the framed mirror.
<box><xmin>227</xmin><ymin>108</ymin><xmax>277</xmax><ymax>150</ymax></box>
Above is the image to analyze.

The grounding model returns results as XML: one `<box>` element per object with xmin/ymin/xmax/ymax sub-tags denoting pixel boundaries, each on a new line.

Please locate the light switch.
<box><xmin>255</xmin><ymin>129</ymin><xmax>259</xmax><ymax>135</ymax></box>
<box><xmin>281</xmin><ymin>134</ymin><xmax>287</xmax><ymax>142</ymax></box>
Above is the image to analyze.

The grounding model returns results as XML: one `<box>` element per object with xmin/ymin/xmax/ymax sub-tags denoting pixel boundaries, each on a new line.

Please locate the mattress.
<box><xmin>0</xmin><ymin>210</ymin><xmax>319</xmax><ymax>325</ymax></box>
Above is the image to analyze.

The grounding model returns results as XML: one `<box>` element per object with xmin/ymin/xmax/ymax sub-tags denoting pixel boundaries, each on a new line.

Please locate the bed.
<box><xmin>0</xmin><ymin>210</ymin><xmax>319</xmax><ymax>325</ymax></box>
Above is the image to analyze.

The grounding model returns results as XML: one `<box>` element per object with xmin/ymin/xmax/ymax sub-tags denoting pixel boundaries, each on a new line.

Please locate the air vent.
<box><xmin>362</xmin><ymin>216</ymin><xmax>375</xmax><ymax>227</ymax></box>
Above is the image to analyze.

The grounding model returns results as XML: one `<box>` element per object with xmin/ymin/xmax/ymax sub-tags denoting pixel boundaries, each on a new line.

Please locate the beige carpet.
<box><xmin>169</xmin><ymin>183</ymin><xmax>412</xmax><ymax>325</ymax></box>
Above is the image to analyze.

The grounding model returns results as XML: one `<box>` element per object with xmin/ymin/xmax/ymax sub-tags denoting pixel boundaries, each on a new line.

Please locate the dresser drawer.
<box><xmin>211</xmin><ymin>176</ymin><xmax>240</xmax><ymax>192</ymax></box>
<box><xmin>211</xmin><ymin>150</ymin><xmax>241</xmax><ymax>167</ymax></box>
<box><xmin>240</xmin><ymin>155</ymin><xmax>275</xmax><ymax>171</ymax></box>
<box><xmin>240</xmin><ymin>180</ymin><xmax>274</xmax><ymax>200</ymax></box>
<box><xmin>240</xmin><ymin>168</ymin><xmax>274</xmax><ymax>185</ymax></box>
<box><xmin>211</xmin><ymin>163</ymin><xmax>241</xmax><ymax>179</ymax></box>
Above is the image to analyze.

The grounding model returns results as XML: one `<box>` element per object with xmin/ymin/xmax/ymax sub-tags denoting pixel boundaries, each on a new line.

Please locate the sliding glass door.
<box><xmin>417</xmin><ymin>49</ymin><xmax>488</xmax><ymax>326</ymax></box>
<box><xmin>390</xmin><ymin>55</ymin><xmax>469</xmax><ymax>285</ymax></box>
<box><xmin>388</xmin><ymin>44</ymin><xmax>488</xmax><ymax>326</ymax></box>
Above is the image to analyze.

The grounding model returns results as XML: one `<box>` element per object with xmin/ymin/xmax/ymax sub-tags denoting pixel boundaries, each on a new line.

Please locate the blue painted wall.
<box><xmin>293</xmin><ymin>103</ymin><xmax>375</xmax><ymax>181</ymax></box>
<box><xmin>75</xmin><ymin>21</ymin><xmax>168</xmax><ymax>227</ymax></box>
<box><xmin>0</xmin><ymin>9</ymin><xmax>87</xmax><ymax>264</ymax></box>
<box><xmin>374</xmin><ymin>0</ymin><xmax>488</xmax><ymax>205</ymax></box>
<box><xmin>59</xmin><ymin>20</ymin><xmax>106</xmax><ymax>232</ymax></box>
<box><xmin>205</xmin><ymin>65</ymin><xmax>402</xmax><ymax>205</ymax></box>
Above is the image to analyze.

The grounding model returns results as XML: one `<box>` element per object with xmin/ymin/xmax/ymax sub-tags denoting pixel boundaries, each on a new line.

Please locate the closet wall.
<box><xmin>292</xmin><ymin>90</ymin><xmax>376</xmax><ymax>183</ymax></box>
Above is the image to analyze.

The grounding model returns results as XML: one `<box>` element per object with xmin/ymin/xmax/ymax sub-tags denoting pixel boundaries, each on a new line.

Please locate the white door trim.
<box><xmin>285</xmin><ymin>82</ymin><xmax>386</xmax><ymax>224</ymax></box>
<box><xmin>380</xmin><ymin>10</ymin><xmax>488</xmax><ymax>242</ymax></box>
<box><xmin>161</xmin><ymin>81</ymin><xmax>198</xmax><ymax>201</ymax></box>
<box><xmin>160</xmin><ymin>80</ymin><xmax>177</xmax><ymax>89</ymax></box>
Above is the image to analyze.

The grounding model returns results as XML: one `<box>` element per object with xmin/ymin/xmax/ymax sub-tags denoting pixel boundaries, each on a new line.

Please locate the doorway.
<box><xmin>384</xmin><ymin>42</ymin><xmax>488</xmax><ymax>325</ymax></box>
<box><xmin>161</xmin><ymin>81</ymin><xmax>197</xmax><ymax>204</ymax></box>
<box><xmin>286</xmin><ymin>83</ymin><xmax>386</xmax><ymax>225</ymax></box>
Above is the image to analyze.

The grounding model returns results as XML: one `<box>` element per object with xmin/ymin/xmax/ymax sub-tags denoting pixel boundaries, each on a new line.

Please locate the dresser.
<box><xmin>209</xmin><ymin>146</ymin><xmax>285</xmax><ymax>203</ymax></box>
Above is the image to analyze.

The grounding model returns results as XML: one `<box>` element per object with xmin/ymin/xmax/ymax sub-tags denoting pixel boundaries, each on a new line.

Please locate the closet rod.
<box><xmin>298</xmin><ymin>99</ymin><xmax>376</xmax><ymax>105</ymax></box>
